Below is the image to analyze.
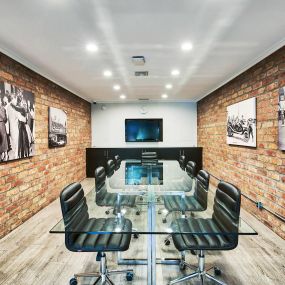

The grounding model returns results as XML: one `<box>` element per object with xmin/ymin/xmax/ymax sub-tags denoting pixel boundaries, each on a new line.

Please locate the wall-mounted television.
<box><xmin>125</xmin><ymin>119</ymin><xmax>163</xmax><ymax>142</ymax></box>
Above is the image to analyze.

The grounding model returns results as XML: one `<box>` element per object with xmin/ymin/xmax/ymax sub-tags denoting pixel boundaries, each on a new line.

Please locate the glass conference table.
<box><xmin>51</xmin><ymin>160</ymin><xmax>257</xmax><ymax>285</ymax></box>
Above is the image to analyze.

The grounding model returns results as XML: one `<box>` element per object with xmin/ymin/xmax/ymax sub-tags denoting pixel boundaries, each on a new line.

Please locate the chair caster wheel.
<box><xmin>105</xmin><ymin>210</ymin><xmax>110</xmax><ymax>215</ymax></box>
<box><xmin>162</xmin><ymin>218</ymin><xmax>167</xmax><ymax>223</ymax></box>
<box><xmin>136</xmin><ymin>211</ymin><xmax>140</xmax><ymax>215</ymax></box>
<box><xmin>133</xmin><ymin>233</ymin><xmax>139</xmax><ymax>239</ymax></box>
<box><xmin>70</xmin><ymin>277</ymin><xmax>77</xmax><ymax>285</ymax></box>
<box><xmin>214</xmin><ymin>267</ymin><xmax>221</xmax><ymax>276</ymax></box>
<box><xmin>164</xmin><ymin>239</ymin><xmax>170</xmax><ymax>246</ymax></box>
<box><xmin>190</xmin><ymin>250</ymin><xmax>196</xmax><ymax>255</ymax></box>
<box><xmin>126</xmin><ymin>271</ymin><xmax>134</xmax><ymax>281</ymax></box>
<box><xmin>158</xmin><ymin>209</ymin><xmax>162</xmax><ymax>214</ymax></box>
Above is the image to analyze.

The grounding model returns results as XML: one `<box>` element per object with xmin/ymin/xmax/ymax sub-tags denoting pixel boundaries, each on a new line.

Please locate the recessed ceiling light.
<box><xmin>165</xmin><ymin>84</ymin><xmax>173</xmax><ymax>89</ymax></box>
<box><xmin>86</xmin><ymin>43</ymin><xmax>98</xmax><ymax>52</ymax></box>
<box><xmin>120</xmin><ymin>94</ymin><xmax>126</xmax><ymax>99</ymax></box>
<box><xmin>113</xmin><ymin>84</ymin><xmax>121</xmax><ymax>91</ymax></box>
<box><xmin>181</xmin><ymin>42</ymin><xmax>193</xmax><ymax>51</ymax></box>
<box><xmin>161</xmin><ymin>94</ymin><xmax>168</xmax><ymax>99</ymax></box>
<box><xmin>171</xmin><ymin>69</ymin><xmax>180</xmax><ymax>76</ymax></box>
<box><xmin>103</xmin><ymin>70</ymin><xmax>112</xmax><ymax>77</ymax></box>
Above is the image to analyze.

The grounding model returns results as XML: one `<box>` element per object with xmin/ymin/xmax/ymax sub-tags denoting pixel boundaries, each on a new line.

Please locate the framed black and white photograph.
<box><xmin>48</xmin><ymin>107</ymin><xmax>67</xmax><ymax>147</ymax></box>
<box><xmin>278</xmin><ymin>86</ymin><xmax>285</xmax><ymax>150</ymax></box>
<box><xmin>0</xmin><ymin>81</ymin><xmax>35</xmax><ymax>162</ymax></box>
<box><xmin>227</xmin><ymin>97</ymin><xmax>256</xmax><ymax>147</ymax></box>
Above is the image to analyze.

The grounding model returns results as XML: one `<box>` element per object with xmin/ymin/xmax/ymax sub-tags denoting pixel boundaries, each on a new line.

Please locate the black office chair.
<box><xmin>184</xmin><ymin>161</ymin><xmax>198</xmax><ymax>192</ymax></box>
<box><xmin>95</xmin><ymin>166</ymin><xmax>140</xmax><ymax>215</ymax></box>
<box><xmin>178</xmin><ymin>155</ymin><xmax>186</xmax><ymax>170</ymax></box>
<box><xmin>106</xmin><ymin>159</ymin><xmax>116</xmax><ymax>177</ymax></box>
<box><xmin>60</xmin><ymin>182</ymin><xmax>134</xmax><ymax>285</ymax></box>
<box><xmin>114</xmin><ymin>155</ymin><xmax>121</xmax><ymax>170</ymax></box>
<box><xmin>186</xmin><ymin>161</ymin><xmax>197</xmax><ymax>180</ymax></box>
<box><xmin>162</xmin><ymin>169</ymin><xmax>210</xmax><ymax>223</ymax></box>
<box><xmin>157</xmin><ymin>161</ymin><xmax>198</xmax><ymax>218</ymax></box>
<box><xmin>168</xmin><ymin>181</ymin><xmax>241</xmax><ymax>285</ymax></box>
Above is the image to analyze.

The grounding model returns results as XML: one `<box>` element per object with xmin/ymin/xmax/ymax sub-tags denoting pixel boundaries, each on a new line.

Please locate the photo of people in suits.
<box><xmin>0</xmin><ymin>81</ymin><xmax>35</xmax><ymax>162</ymax></box>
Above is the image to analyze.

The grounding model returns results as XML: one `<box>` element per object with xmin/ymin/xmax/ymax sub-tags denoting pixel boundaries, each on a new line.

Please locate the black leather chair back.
<box><xmin>213</xmin><ymin>181</ymin><xmax>241</xmax><ymax>247</ymax></box>
<box><xmin>95</xmin><ymin>166</ymin><xmax>108</xmax><ymax>203</ymax></box>
<box><xmin>194</xmin><ymin>170</ymin><xmax>210</xmax><ymax>209</ymax></box>
<box><xmin>114</xmin><ymin>155</ymin><xmax>121</xmax><ymax>170</ymax></box>
<box><xmin>106</xmin><ymin>159</ymin><xmax>115</xmax><ymax>177</ymax></box>
<box><xmin>186</xmin><ymin>161</ymin><xmax>197</xmax><ymax>178</ymax></box>
<box><xmin>60</xmin><ymin>182</ymin><xmax>89</xmax><ymax>250</ymax></box>
<box><xmin>179</xmin><ymin>155</ymin><xmax>186</xmax><ymax>170</ymax></box>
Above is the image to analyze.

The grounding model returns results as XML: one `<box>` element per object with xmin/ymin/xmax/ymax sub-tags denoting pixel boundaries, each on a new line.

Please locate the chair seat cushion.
<box><xmin>96</xmin><ymin>192</ymin><xmax>136</xmax><ymax>207</ymax></box>
<box><xmin>164</xmin><ymin>195</ymin><xmax>203</xmax><ymax>212</ymax></box>
<box><xmin>171</xmin><ymin>218</ymin><xmax>236</xmax><ymax>251</ymax></box>
<box><xmin>68</xmin><ymin>217</ymin><xmax>132</xmax><ymax>252</ymax></box>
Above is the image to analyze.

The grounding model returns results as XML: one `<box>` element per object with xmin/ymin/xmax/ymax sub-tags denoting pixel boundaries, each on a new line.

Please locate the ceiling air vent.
<box><xmin>138</xmin><ymin>98</ymin><xmax>150</xmax><ymax>101</ymax></box>
<box><xmin>132</xmin><ymin>56</ymin><xmax>145</xmax><ymax>65</ymax></box>
<box><xmin>135</xmin><ymin>71</ymin><xmax>149</xmax><ymax>76</ymax></box>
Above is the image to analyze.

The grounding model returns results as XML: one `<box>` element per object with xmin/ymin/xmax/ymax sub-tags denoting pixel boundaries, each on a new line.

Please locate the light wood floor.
<box><xmin>0</xmin><ymin>178</ymin><xmax>284</xmax><ymax>285</ymax></box>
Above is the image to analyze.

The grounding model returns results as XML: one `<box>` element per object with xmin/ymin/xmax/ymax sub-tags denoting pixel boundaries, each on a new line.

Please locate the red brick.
<box><xmin>0</xmin><ymin>52</ymin><xmax>91</xmax><ymax>238</ymax></box>
<box><xmin>197</xmin><ymin>46</ymin><xmax>285</xmax><ymax>239</ymax></box>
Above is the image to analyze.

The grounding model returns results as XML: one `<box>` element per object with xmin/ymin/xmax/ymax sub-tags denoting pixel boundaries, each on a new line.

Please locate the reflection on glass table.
<box><xmin>50</xmin><ymin>188</ymin><xmax>256</xmax><ymax>236</ymax></box>
<box><xmin>108</xmin><ymin>160</ymin><xmax>193</xmax><ymax>192</ymax></box>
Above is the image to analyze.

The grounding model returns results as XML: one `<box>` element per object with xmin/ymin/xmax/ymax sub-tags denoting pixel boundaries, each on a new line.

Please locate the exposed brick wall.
<box><xmin>0</xmin><ymin>53</ymin><xmax>91</xmax><ymax>238</ymax></box>
<box><xmin>197</xmin><ymin>46</ymin><xmax>285</xmax><ymax>239</ymax></box>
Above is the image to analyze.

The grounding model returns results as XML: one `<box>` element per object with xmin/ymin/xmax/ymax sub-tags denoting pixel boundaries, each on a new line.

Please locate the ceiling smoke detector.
<box><xmin>132</xmin><ymin>56</ymin><xmax>145</xmax><ymax>66</ymax></box>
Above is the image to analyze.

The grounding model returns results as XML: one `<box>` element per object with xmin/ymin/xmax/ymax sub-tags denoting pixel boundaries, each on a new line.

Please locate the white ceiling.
<box><xmin>0</xmin><ymin>0</ymin><xmax>284</xmax><ymax>103</ymax></box>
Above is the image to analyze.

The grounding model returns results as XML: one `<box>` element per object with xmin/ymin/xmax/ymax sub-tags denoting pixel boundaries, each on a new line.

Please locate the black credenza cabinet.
<box><xmin>86</xmin><ymin>147</ymin><xmax>203</xmax><ymax>177</ymax></box>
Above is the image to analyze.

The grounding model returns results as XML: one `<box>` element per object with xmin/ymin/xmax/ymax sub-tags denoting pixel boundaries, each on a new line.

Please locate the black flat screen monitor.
<box><xmin>125</xmin><ymin>119</ymin><xmax>163</xmax><ymax>142</ymax></box>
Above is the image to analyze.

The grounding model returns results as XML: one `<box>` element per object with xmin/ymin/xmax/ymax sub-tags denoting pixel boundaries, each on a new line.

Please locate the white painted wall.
<box><xmin>91</xmin><ymin>102</ymin><xmax>197</xmax><ymax>147</ymax></box>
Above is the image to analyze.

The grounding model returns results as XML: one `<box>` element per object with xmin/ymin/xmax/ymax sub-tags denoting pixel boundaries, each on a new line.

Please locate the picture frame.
<box><xmin>48</xmin><ymin>107</ymin><xmax>67</xmax><ymax>148</ymax></box>
<box><xmin>278</xmin><ymin>86</ymin><xmax>285</xmax><ymax>150</ymax></box>
<box><xmin>227</xmin><ymin>97</ymin><xmax>256</xmax><ymax>147</ymax></box>
<box><xmin>0</xmin><ymin>81</ymin><xmax>35</xmax><ymax>162</ymax></box>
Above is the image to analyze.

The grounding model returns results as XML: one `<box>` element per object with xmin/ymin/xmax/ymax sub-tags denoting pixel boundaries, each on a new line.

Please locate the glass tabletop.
<box><xmin>108</xmin><ymin>160</ymin><xmax>192</xmax><ymax>192</ymax></box>
<box><xmin>50</xmin><ymin>160</ymin><xmax>257</xmax><ymax>236</ymax></box>
<box><xmin>50</xmin><ymin>197</ymin><xmax>256</xmax><ymax>235</ymax></box>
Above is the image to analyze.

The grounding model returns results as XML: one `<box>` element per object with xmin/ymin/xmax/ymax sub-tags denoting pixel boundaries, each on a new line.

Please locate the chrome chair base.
<box><xmin>73</xmin><ymin>252</ymin><xmax>133</xmax><ymax>285</ymax></box>
<box><xmin>169</xmin><ymin>250</ymin><xmax>226</xmax><ymax>285</ymax></box>
<box><xmin>105</xmin><ymin>206</ymin><xmax>141</xmax><ymax>216</ymax></box>
<box><xmin>160</xmin><ymin>209</ymin><xmax>190</xmax><ymax>224</ymax></box>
